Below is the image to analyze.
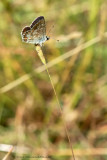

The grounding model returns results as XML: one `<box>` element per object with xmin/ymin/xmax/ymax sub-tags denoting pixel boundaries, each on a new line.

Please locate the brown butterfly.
<box><xmin>21</xmin><ymin>16</ymin><xmax>49</xmax><ymax>46</ymax></box>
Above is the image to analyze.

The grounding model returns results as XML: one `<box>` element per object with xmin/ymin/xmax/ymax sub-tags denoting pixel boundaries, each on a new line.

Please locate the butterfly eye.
<box><xmin>46</xmin><ymin>36</ymin><xmax>50</xmax><ymax>41</ymax></box>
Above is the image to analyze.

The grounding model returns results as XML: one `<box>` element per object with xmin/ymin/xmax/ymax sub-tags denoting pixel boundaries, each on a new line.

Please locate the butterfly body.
<box><xmin>21</xmin><ymin>16</ymin><xmax>49</xmax><ymax>46</ymax></box>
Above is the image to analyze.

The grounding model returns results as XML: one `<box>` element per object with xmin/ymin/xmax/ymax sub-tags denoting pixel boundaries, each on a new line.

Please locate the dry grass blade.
<box><xmin>35</xmin><ymin>45</ymin><xmax>75</xmax><ymax>160</ymax></box>
<box><xmin>2</xmin><ymin>146</ymin><xmax>14</xmax><ymax>160</ymax></box>
<box><xmin>54</xmin><ymin>148</ymin><xmax>107</xmax><ymax>156</ymax></box>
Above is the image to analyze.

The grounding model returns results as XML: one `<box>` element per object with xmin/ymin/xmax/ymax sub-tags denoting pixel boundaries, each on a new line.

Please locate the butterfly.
<box><xmin>21</xmin><ymin>16</ymin><xmax>50</xmax><ymax>46</ymax></box>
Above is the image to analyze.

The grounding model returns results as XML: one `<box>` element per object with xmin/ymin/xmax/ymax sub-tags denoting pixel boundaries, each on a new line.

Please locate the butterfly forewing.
<box><xmin>30</xmin><ymin>16</ymin><xmax>46</xmax><ymax>39</ymax></box>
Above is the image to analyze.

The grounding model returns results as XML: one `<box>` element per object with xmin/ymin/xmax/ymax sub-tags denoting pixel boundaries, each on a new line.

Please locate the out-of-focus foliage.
<box><xmin>0</xmin><ymin>0</ymin><xmax>107</xmax><ymax>159</ymax></box>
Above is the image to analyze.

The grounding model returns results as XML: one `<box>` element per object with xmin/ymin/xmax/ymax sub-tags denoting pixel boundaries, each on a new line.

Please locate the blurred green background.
<box><xmin>0</xmin><ymin>0</ymin><xmax>107</xmax><ymax>159</ymax></box>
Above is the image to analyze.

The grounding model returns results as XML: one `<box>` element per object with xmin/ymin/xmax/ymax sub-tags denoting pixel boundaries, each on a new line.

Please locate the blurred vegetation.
<box><xmin>0</xmin><ymin>0</ymin><xmax>107</xmax><ymax>159</ymax></box>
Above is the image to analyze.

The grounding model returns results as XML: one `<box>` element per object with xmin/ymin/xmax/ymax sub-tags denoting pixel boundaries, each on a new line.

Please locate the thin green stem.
<box><xmin>36</xmin><ymin>45</ymin><xmax>75</xmax><ymax>160</ymax></box>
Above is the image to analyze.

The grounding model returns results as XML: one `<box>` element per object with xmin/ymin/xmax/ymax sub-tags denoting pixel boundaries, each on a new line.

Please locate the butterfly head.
<box><xmin>46</xmin><ymin>36</ymin><xmax>50</xmax><ymax>41</ymax></box>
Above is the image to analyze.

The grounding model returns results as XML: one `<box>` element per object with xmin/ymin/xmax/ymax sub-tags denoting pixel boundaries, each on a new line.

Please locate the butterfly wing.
<box><xmin>21</xmin><ymin>26</ymin><xmax>32</xmax><ymax>43</ymax></box>
<box><xmin>30</xmin><ymin>16</ymin><xmax>46</xmax><ymax>41</ymax></box>
<box><xmin>21</xmin><ymin>16</ymin><xmax>46</xmax><ymax>45</ymax></box>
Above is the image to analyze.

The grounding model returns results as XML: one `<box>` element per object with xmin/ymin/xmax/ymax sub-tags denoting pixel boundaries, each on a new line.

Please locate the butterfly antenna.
<box><xmin>47</xmin><ymin>24</ymin><xmax>59</xmax><ymax>42</ymax></box>
<box><xmin>47</xmin><ymin>24</ymin><xmax>54</xmax><ymax>37</ymax></box>
<box><xmin>50</xmin><ymin>37</ymin><xmax>59</xmax><ymax>42</ymax></box>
